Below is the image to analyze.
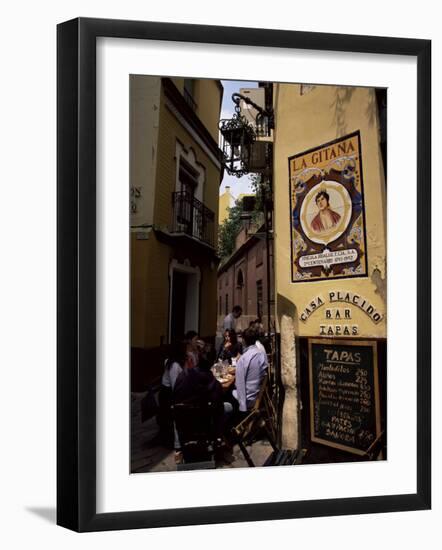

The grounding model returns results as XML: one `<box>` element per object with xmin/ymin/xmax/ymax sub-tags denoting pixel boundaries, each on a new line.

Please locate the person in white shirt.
<box><xmin>232</xmin><ymin>327</ymin><xmax>268</xmax><ymax>413</ymax></box>
<box><xmin>222</xmin><ymin>305</ymin><xmax>243</xmax><ymax>333</ymax></box>
<box><xmin>158</xmin><ymin>341</ymin><xmax>188</xmax><ymax>456</ymax></box>
<box><xmin>248</xmin><ymin>318</ymin><xmax>267</xmax><ymax>354</ymax></box>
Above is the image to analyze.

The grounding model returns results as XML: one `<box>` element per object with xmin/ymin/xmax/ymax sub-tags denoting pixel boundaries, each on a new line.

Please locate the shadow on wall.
<box><xmin>330</xmin><ymin>87</ymin><xmax>378</xmax><ymax>138</ymax></box>
<box><xmin>371</xmin><ymin>267</ymin><xmax>387</xmax><ymax>304</ymax></box>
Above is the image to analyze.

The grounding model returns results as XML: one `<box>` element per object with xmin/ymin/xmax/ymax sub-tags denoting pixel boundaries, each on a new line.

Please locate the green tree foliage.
<box><xmin>218</xmin><ymin>175</ymin><xmax>271</xmax><ymax>262</ymax></box>
<box><xmin>249</xmin><ymin>174</ymin><xmax>262</xmax><ymax>207</ymax></box>
<box><xmin>218</xmin><ymin>199</ymin><xmax>244</xmax><ymax>261</ymax></box>
<box><xmin>249</xmin><ymin>173</ymin><xmax>271</xmax><ymax>218</ymax></box>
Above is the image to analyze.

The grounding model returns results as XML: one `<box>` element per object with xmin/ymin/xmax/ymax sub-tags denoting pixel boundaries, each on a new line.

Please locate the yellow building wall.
<box><xmin>218</xmin><ymin>188</ymin><xmax>235</xmax><ymax>226</ymax></box>
<box><xmin>154</xmin><ymin>87</ymin><xmax>220</xmax><ymax>228</ymax></box>
<box><xmin>193</xmin><ymin>79</ymin><xmax>223</xmax><ymax>142</ymax></box>
<box><xmin>129</xmin><ymin>76</ymin><xmax>161</xmax><ymax>226</ymax></box>
<box><xmin>169</xmin><ymin>78</ymin><xmax>222</xmax><ymax>142</ymax></box>
<box><xmin>131</xmin><ymin>79</ymin><xmax>221</xmax><ymax>349</ymax></box>
<box><xmin>131</xmin><ymin>235</ymin><xmax>149</xmax><ymax>348</ymax></box>
<box><xmin>131</xmin><ymin>233</ymin><xmax>171</xmax><ymax>349</ymax></box>
<box><xmin>131</xmin><ymin>232</ymin><xmax>218</xmax><ymax>349</ymax></box>
<box><xmin>273</xmin><ymin>84</ymin><xmax>387</xmax><ymax>339</ymax></box>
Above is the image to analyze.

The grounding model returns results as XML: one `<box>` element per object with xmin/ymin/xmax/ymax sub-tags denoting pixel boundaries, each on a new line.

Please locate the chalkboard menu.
<box><xmin>308</xmin><ymin>338</ymin><xmax>381</xmax><ymax>455</ymax></box>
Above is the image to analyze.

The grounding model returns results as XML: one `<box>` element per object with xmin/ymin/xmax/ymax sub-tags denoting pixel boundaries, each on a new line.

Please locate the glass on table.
<box><xmin>212</xmin><ymin>361</ymin><xmax>223</xmax><ymax>379</ymax></box>
<box><xmin>221</xmin><ymin>360</ymin><xmax>229</xmax><ymax>376</ymax></box>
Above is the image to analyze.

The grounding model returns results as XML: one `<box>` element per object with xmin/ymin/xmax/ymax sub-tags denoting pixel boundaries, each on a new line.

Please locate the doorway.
<box><xmin>168</xmin><ymin>260</ymin><xmax>201</xmax><ymax>343</ymax></box>
<box><xmin>170</xmin><ymin>271</ymin><xmax>188</xmax><ymax>343</ymax></box>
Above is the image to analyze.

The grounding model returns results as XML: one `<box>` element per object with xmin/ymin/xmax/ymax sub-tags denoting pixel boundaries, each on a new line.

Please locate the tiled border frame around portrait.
<box><xmin>57</xmin><ymin>18</ymin><xmax>431</xmax><ymax>532</ymax></box>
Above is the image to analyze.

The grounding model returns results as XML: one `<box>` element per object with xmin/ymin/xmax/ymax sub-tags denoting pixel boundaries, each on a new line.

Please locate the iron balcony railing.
<box><xmin>171</xmin><ymin>191</ymin><xmax>215</xmax><ymax>248</ymax></box>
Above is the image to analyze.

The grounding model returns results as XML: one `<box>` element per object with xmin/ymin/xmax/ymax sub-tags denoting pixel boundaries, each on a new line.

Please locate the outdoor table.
<box><xmin>211</xmin><ymin>365</ymin><xmax>235</xmax><ymax>391</ymax></box>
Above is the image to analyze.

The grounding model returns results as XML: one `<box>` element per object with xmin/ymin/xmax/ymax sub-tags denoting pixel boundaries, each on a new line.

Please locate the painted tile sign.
<box><xmin>289</xmin><ymin>131</ymin><xmax>368</xmax><ymax>282</ymax></box>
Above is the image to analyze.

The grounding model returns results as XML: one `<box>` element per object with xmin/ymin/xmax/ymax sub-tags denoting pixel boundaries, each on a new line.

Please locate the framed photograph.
<box><xmin>57</xmin><ymin>17</ymin><xmax>431</xmax><ymax>532</ymax></box>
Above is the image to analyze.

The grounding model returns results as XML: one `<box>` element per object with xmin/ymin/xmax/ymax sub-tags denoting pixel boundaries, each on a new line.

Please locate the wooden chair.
<box><xmin>262</xmin><ymin>448</ymin><xmax>306</xmax><ymax>467</ymax></box>
<box><xmin>231</xmin><ymin>375</ymin><xmax>278</xmax><ymax>467</ymax></box>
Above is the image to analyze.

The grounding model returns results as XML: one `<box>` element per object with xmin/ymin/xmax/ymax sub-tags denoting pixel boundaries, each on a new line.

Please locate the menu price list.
<box><xmin>309</xmin><ymin>340</ymin><xmax>380</xmax><ymax>455</ymax></box>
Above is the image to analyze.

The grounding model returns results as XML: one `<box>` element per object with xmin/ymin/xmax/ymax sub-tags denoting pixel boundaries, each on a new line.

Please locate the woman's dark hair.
<box><xmin>315</xmin><ymin>190</ymin><xmax>330</xmax><ymax>204</ymax></box>
<box><xmin>224</xmin><ymin>329</ymin><xmax>238</xmax><ymax>347</ymax></box>
<box><xmin>165</xmin><ymin>341</ymin><xmax>187</xmax><ymax>369</ymax></box>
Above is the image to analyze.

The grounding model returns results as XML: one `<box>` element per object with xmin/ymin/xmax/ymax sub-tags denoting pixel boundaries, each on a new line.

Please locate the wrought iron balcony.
<box><xmin>171</xmin><ymin>191</ymin><xmax>215</xmax><ymax>248</ymax></box>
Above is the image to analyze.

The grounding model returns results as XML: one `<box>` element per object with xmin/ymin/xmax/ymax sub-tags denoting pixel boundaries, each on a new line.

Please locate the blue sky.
<box><xmin>219</xmin><ymin>80</ymin><xmax>258</xmax><ymax>198</ymax></box>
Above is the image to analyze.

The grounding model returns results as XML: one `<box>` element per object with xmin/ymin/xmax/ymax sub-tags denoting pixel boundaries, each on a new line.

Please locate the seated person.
<box><xmin>172</xmin><ymin>351</ymin><xmax>232</xmax><ymax>443</ymax></box>
<box><xmin>217</xmin><ymin>329</ymin><xmax>242</xmax><ymax>364</ymax></box>
<box><xmin>202</xmin><ymin>340</ymin><xmax>216</xmax><ymax>365</ymax></box>
<box><xmin>161</xmin><ymin>342</ymin><xmax>188</xmax><ymax>389</ymax></box>
<box><xmin>232</xmin><ymin>327</ymin><xmax>268</xmax><ymax>414</ymax></box>
<box><xmin>157</xmin><ymin>341</ymin><xmax>188</xmax><ymax>450</ymax></box>
<box><xmin>184</xmin><ymin>329</ymin><xmax>199</xmax><ymax>368</ymax></box>
<box><xmin>248</xmin><ymin>319</ymin><xmax>266</xmax><ymax>354</ymax></box>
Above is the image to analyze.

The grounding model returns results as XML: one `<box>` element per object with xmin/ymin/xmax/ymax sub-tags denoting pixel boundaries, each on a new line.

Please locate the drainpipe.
<box><xmin>264</xmin><ymin>193</ymin><xmax>272</xmax><ymax>336</ymax></box>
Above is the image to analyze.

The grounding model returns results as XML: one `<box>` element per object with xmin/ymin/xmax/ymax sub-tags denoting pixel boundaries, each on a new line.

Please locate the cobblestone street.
<box><xmin>131</xmin><ymin>393</ymin><xmax>272</xmax><ymax>473</ymax></box>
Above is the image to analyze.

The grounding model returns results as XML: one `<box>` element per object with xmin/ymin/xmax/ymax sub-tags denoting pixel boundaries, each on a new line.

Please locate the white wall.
<box><xmin>0</xmin><ymin>1</ymin><xmax>440</xmax><ymax>548</ymax></box>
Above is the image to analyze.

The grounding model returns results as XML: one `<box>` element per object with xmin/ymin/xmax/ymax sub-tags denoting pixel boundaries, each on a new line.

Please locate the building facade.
<box><xmin>217</xmin><ymin>216</ymin><xmax>274</xmax><ymax>334</ymax></box>
<box><xmin>130</xmin><ymin>76</ymin><xmax>223</xmax><ymax>390</ymax></box>
<box><xmin>218</xmin><ymin>185</ymin><xmax>235</xmax><ymax>226</ymax></box>
<box><xmin>272</xmin><ymin>83</ymin><xmax>387</xmax><ymax>457</ymax></box>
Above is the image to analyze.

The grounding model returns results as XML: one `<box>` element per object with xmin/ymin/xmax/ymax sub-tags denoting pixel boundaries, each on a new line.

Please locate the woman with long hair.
<box><xmin>217</xmin><ymin>329</ymin><xmax>242</xmax><ymax>364</ymax></box>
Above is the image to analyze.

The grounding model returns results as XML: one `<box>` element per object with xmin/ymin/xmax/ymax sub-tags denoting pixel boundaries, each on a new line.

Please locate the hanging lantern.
<box><xmin>219</xmin><ymin>103</ymin><xmax>256</xmax><ymax>177</ymax></box>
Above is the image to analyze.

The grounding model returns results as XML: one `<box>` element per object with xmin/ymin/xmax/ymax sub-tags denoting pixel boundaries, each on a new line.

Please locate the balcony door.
<box><xmin>177</xmin><ymin>160</ymin><xmax>199</xmax><ymax>235</ymax></box>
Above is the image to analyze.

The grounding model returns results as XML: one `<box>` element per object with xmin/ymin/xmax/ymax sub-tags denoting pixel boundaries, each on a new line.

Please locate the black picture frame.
<box><xmin>57</xmin><ymin>17</ymin><xmax>431</xmax><ymax>532</ymax></box>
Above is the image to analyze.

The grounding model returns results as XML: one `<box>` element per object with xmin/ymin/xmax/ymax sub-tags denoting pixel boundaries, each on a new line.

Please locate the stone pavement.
<box><xmin>131</xmin><ymin>392</ymin><xmax>272</xmax><ymax>473</ymax></box>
